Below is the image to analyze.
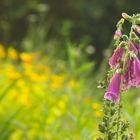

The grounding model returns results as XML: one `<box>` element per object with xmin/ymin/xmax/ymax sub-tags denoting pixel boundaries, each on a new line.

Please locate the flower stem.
<box><xmin>116</xmin><ymin>93</ymin><xmax>121</xmax><ymax>140</ymax></box>
<box><xmin>116</xmin><ymin>45</ymin><xmax>127</xmax><ymax>139</ymax></box>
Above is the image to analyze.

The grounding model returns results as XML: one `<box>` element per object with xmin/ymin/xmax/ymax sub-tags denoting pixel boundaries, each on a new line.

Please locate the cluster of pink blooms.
<box><xmin>104</xmin><ymin>30</ymin><xmax>140</xmax><ymax>103</ymax></box>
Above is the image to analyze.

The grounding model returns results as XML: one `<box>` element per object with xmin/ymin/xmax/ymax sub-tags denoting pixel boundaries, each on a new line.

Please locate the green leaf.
<box><xmin>75</xmin><ymin>62</ymin><xmax>93</xmax><ymax>76</ymax></box>
<box><xmin>98</xmin><ymin>123</ymin><xmax>106</xmax><ymax>133</ymax></box>
<box><xmin>122</xmin><ymin>135</ymin><xmax>129</xmax><ymax>140</ymax></box>
<box><xmin>96</xmin><ymin>137</ymin><xmax>104</xmax><ymax>140</ymax></box>
<box><xmin>0</xmin><ymin>107</ymin><xmax>22</xmax><ymax>134</ymax></box>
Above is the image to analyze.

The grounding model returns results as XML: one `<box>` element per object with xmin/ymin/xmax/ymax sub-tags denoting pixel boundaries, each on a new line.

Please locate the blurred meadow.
<box><xmin>0</xmin><ymin>0</ymin><xmax>140</xmax><ymax>140</ymax></box>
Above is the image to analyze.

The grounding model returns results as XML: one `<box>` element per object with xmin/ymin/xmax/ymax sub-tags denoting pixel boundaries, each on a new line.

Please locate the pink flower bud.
<box><xmin>114</xmin><ymin>30</ymin><xmax>122</xmax><ymax>40</ymax></box>
<box><xmin>136</xmin><ymin>26</ymin><xmax>140</xmax><ymax>34</ymax></box>
<box><xmin>122</xmin><ymin>13</ymin><xmax>129</xmax><ymax>18</ymax></box>
<box><xmin>122</xmin><ymin>12</ymin><xmax>132</xmax><ymax>21</ymax></box>
<box><xmin>115</xmin><ymin>30</ymin><xmax>122</xmax><ymax>37</ymax></box>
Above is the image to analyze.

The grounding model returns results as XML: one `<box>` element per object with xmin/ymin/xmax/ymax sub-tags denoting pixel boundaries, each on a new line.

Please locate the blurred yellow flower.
<box><xmin>49</xmin><ymin>82</ymin><xmax>62</xmax><ymax>89</ymax></box>
<box><xmin>4</xmin><ymin>64</ymin><xmax>21</xmax><ymax>80</ymax></box>
<box><xmin>32</xmin><ymin>85</ymin><xmax>45</xmax><ymax>96</ymax></box>
<box><xmin>94</xmin><ymin>110</ymin><xmax>103</xmax><ymax>118</ymax></box>
<box><xmin>52</xmin><ymin>75</ymin><xmax>65</xmax><ymax>81</ymax></box>
<box><xmin>20</xmin><ymin>86</ymin><xmax>30</xmax><ymax>95</ymax></box>
<box><xmin>0</xmin><ymin>44</ymin><xmax>5</xmax><ymax>59</ymax></box>
<box><xmin>46</xmin><ymin>115</ymin><xmax>55</xmax><ymax>124</ymax></box>
<box><xmin>49</xmin><ymin>75</ymin><xmax>64</xmax><ymax>90</ymax></box>
<box><xmin>7</xmin><ymin>47</ymin><xmax>18</xmax><ymax>60</ymax></box>
<box><xmin>51</xmin><ymin>107</ymin><xmax>62</xmax><ymax>117</ymax></box>
<box><xmin>57</xmin><ymin>99</ymin><xmax>66</xmax><ymax>110</ymax></box>
<box><xmin>20</xmin><ymin>52</ymin><xmax>33</xmax><ymax>63</ymax></box>
<box><xmin>16</xmin><ymin>79</ymin><xmax>26</xmax><ymax>88</ymax></box>
<box><xmin>92</xmin><ymin>103</ymin><xmax>101</xmax><ymax>110</ymax></box>
<box><xmin>68</xmin><ymin>79</ymin><xmax>76</xmax><ymax>89</ymax></box>
<box><xmin>29</xmin><ymin>73</ymin><xmax>47</xmax><ymax>82</ymax></box>
<box><xmin>22</xmin><ymin>63</ymin><xmax>33</xmax><ymax>76</ymax></box>
<box><xmin>19</xmin><ymin>93</ymin><xmax>31</xmax><ymax>107</ymax></box>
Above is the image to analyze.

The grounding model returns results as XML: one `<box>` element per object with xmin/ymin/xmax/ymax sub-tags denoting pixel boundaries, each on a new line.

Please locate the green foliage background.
<box><xmin>0</xmin><ymin>0</ymin><xmax>140</xmax><ymax>67</ymax></box>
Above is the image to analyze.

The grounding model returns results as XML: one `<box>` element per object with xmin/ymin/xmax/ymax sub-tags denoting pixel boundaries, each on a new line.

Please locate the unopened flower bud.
<box><xmin>121</xmin><ymin>35</ymin><xmax>128</xmax><ymax>41</ymax></box>
<box><xmin>135</xmin><ymin>18</ymin><xmax>140</xmax><ymax>24</ymax></box>
<box><xmin>116</xmin><ymin>18</ymin><xmax>124</xmax><ymax>29</ymax></box>
<box><xmin>130</xmin><ymin>32</ymin><xmax>138</xmax><ymax>40</ymax></box>
<box><xmin>136</xmin><ymin>26</ymin><xmax>140</xmax><ymax>34</ymax></box>
<box><xmin>133</xmin><ymin>38</ymin><xmax>140</xmax><ymax>46</ymax></box>
<box><xmin>119</xmin><ymin>41</ymin><xmax>127</xmax><ymax>48</ymax></box>
<box><xmin>122</xmin><ymin>12</ymin><xmax>132</xmax><ymax>21</ymax></box>
<box><xmin>114</xmin><ymin>30</ymin><xmax>122</xmax><ymax>40</ymax></box>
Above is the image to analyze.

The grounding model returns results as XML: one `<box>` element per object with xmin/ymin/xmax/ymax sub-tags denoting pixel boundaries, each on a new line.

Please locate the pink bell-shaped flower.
<box><xmin>104</xmin><ymin>72</ymin><xmax>121</xmax><ymax>103</ymax></box>
<box><xmin>137</xmin><ymin>44</ymin><xmax>140</xmax><ymax>52</ymax></box>
<box><xmin>109</xmin><ymin>47</ymin><xmax>123</xmax><ymax>69</ymax></box>
<box><xmin>123</xmin><ymin>59</ymin><xmax>134</xmax><ymax>91</ymax></box>
<box><xmin>132</xmin><ymin>57</ymin><xmax>140</xmax><ymax>87</ymax></box>
<box><xmin>130</xmin><ymin>42</ymin><xmax>138</xmax><ymax>54</ymax></box>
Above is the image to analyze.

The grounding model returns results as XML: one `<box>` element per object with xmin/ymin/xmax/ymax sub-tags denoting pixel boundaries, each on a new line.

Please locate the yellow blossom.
<box><xmin>29</xmin><ymin>73</ymin><xmax>47</xmax><ymax>82</ymax></box>
<box><xmin>51</xmin><ymin>75</ymin><xmax>65</xmax><ymax>81</ymax></box>
<box><xmin>57</xmin><ymin>99</ymin><xmax>66</xmax><ymax>110</ymax></box>
<box><xmin>32</xmin><ymin>85</ymin><xmax>45</xmax><ymax>96</ymax></box>
<box><xmin>19</xmin><ymin>93</ymin><xmax>31</xmax><ymax>107</ymax></box>
<box><xmin>46</xmin><ymin>116</ymin><xmax>55</xmax><ymax>124</ymax></box>
<box><xmin>68</xmin><ymin>79</ymin><xmax>76</xmax><ymax>89</ymax></box>
<box><xmin>93</xmin><ymin>110</ymin><xmax>103</xmax><ymax>118</ymax></box>
<box><xmin>22</xmin><ymin>63</ymin><xmax>33</xmax><ymax>76</ymax></box>
<box><xmin>49</xmin><ymin>75</ymin><xmax>65</xmax><ymax>90</ymax></box>
<box><xmin>51</xmin><ymin>107</ymin><xmax>62</xmax><ymax>117</ymax></box>
<box><xmin>20</xmin><ymin>52</ymin><xmax>33</xmax><ymax>63</ymax></box>
<box><xmin>92</xmin><ymin>103</ymin><xmax>101</xmax><ymax>110</ymax></box>
<box><xmin>4</xmin><ymin>64</ymin><xmax>21</xmax><ymax>80</ymax></box>
<box><xmin>49</xmin><ymin>82</ymin><xmax>62</xmax><ymax>89</ymax></box>
<box><xmin>0</xmin><ymin>44</ymin><xmax>5</xmax><ymax>59</ymax></box>
<box><xmin>7</xmin><ymin>47</ymin><xmax>18</xmax><ymax>60</ymax></box>
<box><xmin>21</xmin><ymin>86</ymin><xmax>30</xmax><ymax>94</ymax></box>
<box><xmin>16</xmin><ymin>79</ymin><xmax>26</xmax><ymax>88</ymax></box>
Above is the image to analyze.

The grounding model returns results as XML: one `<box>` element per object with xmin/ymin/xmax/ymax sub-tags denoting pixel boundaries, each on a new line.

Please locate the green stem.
<box><xmin>116</xmin><ymin>45</ymin><xmax>127</xmax><ymax>139</ymax></box>
<box><xmin>107</xmin><ymin>102</ymin><xmax>111</xmax><ymax>140</ymax></box>
<box><xmin>116</xmin><ymin>93</ymin><xmax>121</xmax><ymax>140</ymax></box>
